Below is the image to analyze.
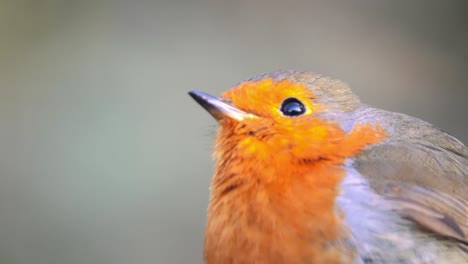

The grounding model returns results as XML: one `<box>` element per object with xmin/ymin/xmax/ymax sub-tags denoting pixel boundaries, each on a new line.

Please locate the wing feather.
<box><xmin>353</xmin><ymin>107</ymin><xmax>467</xmax><ymax>246</ymax></box>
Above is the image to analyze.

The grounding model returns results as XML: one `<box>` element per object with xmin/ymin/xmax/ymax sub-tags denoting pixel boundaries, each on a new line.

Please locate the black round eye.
<box><xmin>280</xmin><ymin>97</ymin><xmax>306</xmax><ymax>117</ymax></box>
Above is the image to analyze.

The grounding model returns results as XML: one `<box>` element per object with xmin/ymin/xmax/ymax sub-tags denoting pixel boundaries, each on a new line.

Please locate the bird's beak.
<box><xmin>188</xmin><ymin>90</ymin><xmax>254</xmax><ymax>121</ymax></box>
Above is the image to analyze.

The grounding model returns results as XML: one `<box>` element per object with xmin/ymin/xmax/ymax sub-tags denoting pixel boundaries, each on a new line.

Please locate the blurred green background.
<box><xmin>0</xmin><ymin>1</ymin><xmax>467</xmax><ymax>263</ymax></box>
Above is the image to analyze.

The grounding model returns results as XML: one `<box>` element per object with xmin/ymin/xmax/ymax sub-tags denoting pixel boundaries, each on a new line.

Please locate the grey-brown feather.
<box><xmin>353</xmin><ymin>106</ymin><xmax>467</xmax><ymax>248</ymax></box>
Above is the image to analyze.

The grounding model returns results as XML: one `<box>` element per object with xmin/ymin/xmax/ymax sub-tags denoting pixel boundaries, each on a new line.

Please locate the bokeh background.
<box><xmin>0</xmin><ymin>1</ymin><xmax>467</xmax><ymax>263</ymax></box>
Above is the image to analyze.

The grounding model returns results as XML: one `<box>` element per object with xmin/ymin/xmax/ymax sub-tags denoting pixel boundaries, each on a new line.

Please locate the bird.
<box><xmin>188</xmin><ymin>70</ymin><xmax>467</xmax><ymax>264</ymax></box>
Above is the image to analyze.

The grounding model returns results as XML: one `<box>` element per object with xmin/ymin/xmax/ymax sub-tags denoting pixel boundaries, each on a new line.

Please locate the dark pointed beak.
<box><xmin>188</xmin><ymin>90</ymin><xmax>254</xmax><ymax>121</ymax></box>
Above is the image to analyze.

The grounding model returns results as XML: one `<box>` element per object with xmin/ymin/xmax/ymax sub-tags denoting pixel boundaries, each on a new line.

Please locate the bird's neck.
<box><xmin>204</xmin><ymin>141</ymin><xmax>354</xmax><ymax>263</ymax></box>
<box><xmin>203</xmin><ymin>122</ymin><xmax>386</xmax><ymax>263</ymax></box>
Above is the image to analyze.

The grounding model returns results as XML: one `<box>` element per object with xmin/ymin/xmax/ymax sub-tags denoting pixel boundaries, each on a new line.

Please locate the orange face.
<box><xmin>214</xmin><ymin>78</ymin><xmax>385</xmax><ymax>166</ymax></box>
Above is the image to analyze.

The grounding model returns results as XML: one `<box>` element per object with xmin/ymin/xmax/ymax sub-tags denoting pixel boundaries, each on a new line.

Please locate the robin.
<box><xmin>188</xmin><ymin>70</ymin><xmax>467</xmax><ymax>263</ymax></box>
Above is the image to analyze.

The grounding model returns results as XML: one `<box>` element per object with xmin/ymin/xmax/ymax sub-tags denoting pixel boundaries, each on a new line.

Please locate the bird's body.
<box><xmin>189</xmin><ymin>70</ymin><xmax>467</xmax><ymax>264</ymax></box>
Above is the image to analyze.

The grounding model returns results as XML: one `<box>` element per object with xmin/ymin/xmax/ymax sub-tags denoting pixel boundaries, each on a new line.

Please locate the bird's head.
<box><xmin>189</xmin><ymin>71</ymin><xmax>378</xmax><ymax>164</ymax></box>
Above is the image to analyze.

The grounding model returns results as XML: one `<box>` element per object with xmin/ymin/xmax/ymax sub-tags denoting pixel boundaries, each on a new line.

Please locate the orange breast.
<box><xmin>204</xmin><ymin>118</ymin><xmax>386</xmax><ymax>263</ymax></box>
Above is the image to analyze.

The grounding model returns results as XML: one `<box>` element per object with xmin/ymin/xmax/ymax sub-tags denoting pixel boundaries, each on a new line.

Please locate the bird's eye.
<box><xmin>280</xmin><ymin>97</ymin><xmax>306</xmax><ymax>117</ymax></box>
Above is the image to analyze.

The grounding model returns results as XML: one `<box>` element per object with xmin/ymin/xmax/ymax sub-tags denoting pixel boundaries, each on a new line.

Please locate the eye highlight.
<box><xmin>280</xmin><ymin>97</ymin><xmax>306</xmax><ymax>117</ymax></box>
